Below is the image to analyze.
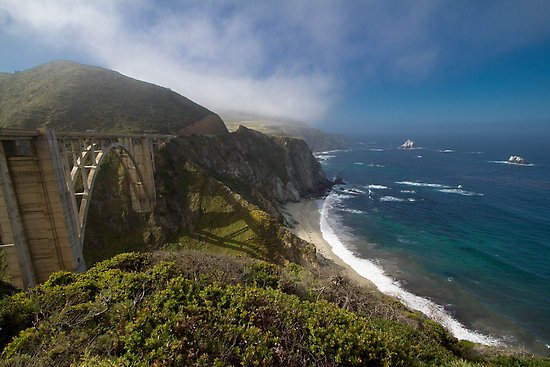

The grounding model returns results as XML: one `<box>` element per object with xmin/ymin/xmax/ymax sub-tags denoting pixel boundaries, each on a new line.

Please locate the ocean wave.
<box><xmin>400</xmin><ymin>190</ymin><xmax>416</xmax><ymax>194</ymax></box>
<box><xmin>315</xmin><ymin>154</ymin><xmax>336</xmax><ymax>161</ymax></box>
<box><xmin>366</xmin><ymin>184</ymin><xmax>388</xmax><ymax>190</ymax></box>
<box><xmin>333</xmin><ymin>193</ymin><xmax>355</xmax><ymax>199</ymax></box>
<box><xmin>370</xmin><ymin>148</ymin><xmax>384</xmax><ymax>152</ymax></box>
<box><xmin>353</xmin><ymin>162</ymin><xmax>365</xmax><ymax>165</ymax></box>
<box><xmin>489</xmin><ymin>161</ymin><xmax>535</xmax><ymax>167</ymax></box>
<box><xmin>368</xmin><ymin>163</ymin><xmax>385</xmax><ymax>167</ymax></box>
<box><xmin>438</xmin><ymin>189</ymin><xmax>484</xmax><ymax>196</ymax></box>
<box><xmin>319</xmin><ymin>194</ymin><xmax>500</xmax><ymax>346</ymax></box>
<box><xmin>341</xmin><ymin>208</ymin><xmax>366</xmax><ymax>214</ymax></box>
<box><xmin>316</xmin><ymin>149</ymin><xmax>351</xmax><ymax>154</ymax></box>
<box><xmin>380</xmin><ymin>196</ymin><xmax>404</xmax><ymax>202</ymax></box>
<box><xmin>437</xmin><ymin>149</ymin><xmax>455</xmax><ymax>153</ymax></box>
<box><xmin>396</xmin><ymin>181</ymin><xmax>451</xmax><ymax>188</ymax></box>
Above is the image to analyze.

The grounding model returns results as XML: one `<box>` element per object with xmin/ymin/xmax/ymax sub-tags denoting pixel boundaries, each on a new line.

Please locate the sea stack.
<box><xmin>508</xmin><ymin>155</ymin><xmax>527</xmax><ymax>165</ymax></box>
<box><xmin>400</xmin><ymin>139</ymin><xmax>416</xmax><ymax>149</ymax></box>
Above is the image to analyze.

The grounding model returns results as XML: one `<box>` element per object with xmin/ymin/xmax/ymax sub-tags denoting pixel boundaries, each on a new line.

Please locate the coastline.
<box><xmin>284</xmin><ymin>197</ymin><xmax>500</xmax><ymax>347</ymax></box>
<box><xmin>283</xmin><ymin>199</ymin><xmax>375</xmax><ymax>290</ymax></box>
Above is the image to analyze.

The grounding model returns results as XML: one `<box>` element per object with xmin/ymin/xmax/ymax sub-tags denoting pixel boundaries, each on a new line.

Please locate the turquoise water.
<box><xmin>317</xmin><ymin>132</ymin><xmax>550</xmax><ymax>355</ymax></box>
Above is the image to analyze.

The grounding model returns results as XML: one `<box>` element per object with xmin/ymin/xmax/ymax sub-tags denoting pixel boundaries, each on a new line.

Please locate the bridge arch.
<box><xmin>71</xmin><ymin>142</ymin><xmax>153</xmax><ymax>243</ymax></box>
<box><xmin>0</xmin><ymin>128</ymin><xmax>173</xmax><ymax>288</ymax></box>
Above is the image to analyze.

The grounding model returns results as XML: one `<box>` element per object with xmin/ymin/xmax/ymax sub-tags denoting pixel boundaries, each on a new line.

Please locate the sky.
<box><xmin>1</xmin><ymin>0</ymin><xmax>550</xmax><ymax>134</ymax></box>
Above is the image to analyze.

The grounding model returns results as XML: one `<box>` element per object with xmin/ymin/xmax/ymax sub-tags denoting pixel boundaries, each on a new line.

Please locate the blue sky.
<box><xmin>1</xmin><ymin>0</ymin><xmax>549</xmax><ymax>134</ymax></box>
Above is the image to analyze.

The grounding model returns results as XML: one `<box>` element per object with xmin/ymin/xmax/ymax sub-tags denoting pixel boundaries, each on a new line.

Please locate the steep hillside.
<box><xmin>82</xmin><ymin>128</ymin><xmax>330</xmax><ymax>266</ymax></box>
<box><xmin>3</xmin><ymin>252</ymin><xmax>548</xmax><ymax>366</ymax></box>
<box><xmin>167</xmin><ymin>126</ymin><xmax>331</xmax><ymax>216</ymax></box>
<box><xmin>0</xmin><ymin>61</ymin><xmax>227</xmax><ymax>135</ymax></box>
<box><xmin>225</xmin><ymin>119</ymin><xmax>350</xmax><ymax>152</ymax></box>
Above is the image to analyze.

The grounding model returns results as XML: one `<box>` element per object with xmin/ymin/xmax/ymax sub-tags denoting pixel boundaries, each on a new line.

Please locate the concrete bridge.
<box><xmin>0</xmin><ymin>128</ymin><xmax>173</xmax><ymax>288</ymax></box>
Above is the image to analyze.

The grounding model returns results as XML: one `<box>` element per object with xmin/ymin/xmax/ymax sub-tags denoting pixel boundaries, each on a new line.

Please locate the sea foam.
<box><xmin>438</xmin><ymin>188</ymin><xmax>484</xmax><ymax>196</ymax></box>
<box><xmin>489</xmin><ymin>161</ymin><xmax>535</xmax><ymax>167</ymax></box>
<box><xmin>396</xmin><ymin>181</ymin><xmax>451</xmax><ymax>188</ymax></box>
<box><xmin>319</xmin><ymin>193</ymin><xmax>500</xmax><ymax>346</ymax></box>
<box><xmin>380</xmin><ymin>196</ymin><xmax>405</xmax><ymax>202</ymax></box>
<box><xmin>366</xmin><ymin>184</ymin><xmax>388</xmax><ymax>190</ymax></box>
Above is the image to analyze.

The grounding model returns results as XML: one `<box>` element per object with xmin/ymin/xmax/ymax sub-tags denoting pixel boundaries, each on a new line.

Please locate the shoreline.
<box><xmin>284</xmin><ymin>197</ymin><xmax>500</xmax><ymax>347</ymax></box>
<box><xmin>283</xmin><ymin>199</ymin><xmax>376</xmax><ymax>290</ymax></box>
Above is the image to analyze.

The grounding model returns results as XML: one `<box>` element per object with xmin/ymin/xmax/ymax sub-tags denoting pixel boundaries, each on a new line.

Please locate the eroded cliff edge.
<box><xmin>83</xmin><ymin>126</ymin><xmax>331</xmax><ymax>266</ymax></box>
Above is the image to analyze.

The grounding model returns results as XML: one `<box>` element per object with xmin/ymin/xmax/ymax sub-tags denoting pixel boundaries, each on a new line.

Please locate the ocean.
<box><xmin>315</xmin><ymin>131</ymin><xmax>550</xmax><ymax>355</ymax></box>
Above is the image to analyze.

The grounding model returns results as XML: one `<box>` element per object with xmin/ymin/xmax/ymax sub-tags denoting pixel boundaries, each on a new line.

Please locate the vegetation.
<box><xmin>0</xmin><ymin>61</ymin><xmax>218</xmax><ymax>133</ymax></box>
<box><xmin>225</xmin><ymin>119</ymin><xmax>351</xmax><ymax>152</ymax></box>
<box><xmin>1</xmin><ymin>252</ymin><xmax>548</xmax><ymax>366</ymax></box>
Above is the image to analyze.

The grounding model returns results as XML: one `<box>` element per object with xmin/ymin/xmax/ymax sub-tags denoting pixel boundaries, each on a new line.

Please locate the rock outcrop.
<box><xmin>178</xmin><ymin>114</ymin><xmax>228</xmax><ymax>136</ymax></box>
<box><xmin>508</xmin><ymin>156</ymin><xmax>527</xmax><ymax>165</ymax></box>
<box><xmin>161</xmin><ymin>126</ymin><xmax>331</xmax><ymax>218</ymax></box>
<box><xmin>225</xmin><ymin>120</ymin><xmax>351</xmax><ymax>152</ymax></box>
<box><xmin>400</xmin><ymin>139</ymin><xmax>416</xmax><ymax>149</ymax></box>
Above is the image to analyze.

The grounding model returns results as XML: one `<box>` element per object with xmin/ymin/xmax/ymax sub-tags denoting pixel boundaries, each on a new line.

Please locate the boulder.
<box><xmin>508</xmin><ymin>156</ymin><xmax>527</xmax><ymax>165</ymax></box>
<box><xmin>400</xmin><ymin>139</ymin><xmax>416</xmax><ymax>149</ymax></box>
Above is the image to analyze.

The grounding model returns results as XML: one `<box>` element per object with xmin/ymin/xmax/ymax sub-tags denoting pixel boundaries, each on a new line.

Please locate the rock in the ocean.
<box><xmin>400</xmin><ymin>139</ymin><xmax>416</xmax><ymax>149</ymax></box>
<box><xmin>508</xmin><ymin>156</ymin><xmax>527</xmax><ymax>165</ymax></box>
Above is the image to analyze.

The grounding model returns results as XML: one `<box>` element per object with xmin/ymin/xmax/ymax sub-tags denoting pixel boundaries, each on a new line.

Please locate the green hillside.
<box><xmin>225</xmin><ymin>119</ymin><xmax>351</xmax><ymax>152</ymax></box>
<box><xmin>0</xmin><ymin>61</ymin><xmax>222</xmax><ymax>134</ymax></box>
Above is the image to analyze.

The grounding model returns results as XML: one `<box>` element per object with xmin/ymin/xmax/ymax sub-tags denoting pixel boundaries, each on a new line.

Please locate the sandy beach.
<box><xmin>283</xmin><ymin>198</ymin><xmax>504</xmax><ymax>347</ymax></box>
<box><xmin>283</xmin><ymin>198</ymin><xmax>376</xmax><ymax>289</ymax></box>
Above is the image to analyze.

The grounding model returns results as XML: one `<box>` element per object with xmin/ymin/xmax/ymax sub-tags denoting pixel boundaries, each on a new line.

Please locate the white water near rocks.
<box><xmin>318</xmin><ymin>192</ymin><xmax>500</xmax><ymax>346</ymax></box>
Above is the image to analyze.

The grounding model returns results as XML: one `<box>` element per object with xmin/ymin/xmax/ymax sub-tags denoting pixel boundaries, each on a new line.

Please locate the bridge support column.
<box><xmin>0</xmin><ymin>142</ymin><xmax>36</xmax><ymax>288</ymax></box>
<box><xmin>1</xmin><ymin>129</ymin><xmax>172</xmax><ymax>288</ymax></box>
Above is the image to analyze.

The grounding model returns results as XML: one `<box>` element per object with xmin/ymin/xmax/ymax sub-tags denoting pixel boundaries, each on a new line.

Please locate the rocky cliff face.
<box><xmin>165</xmin><ymin>126</ymin><xmax>331</xmax><ymax>217</ymax></box>
<box><xmin>83</xmin><ymin>127</ymin><xmax>328</xmax><ymax>265</ymax></box>
<box><xmin>225</xmin><ymin>120</ymin><xmax>351</xmax><ymax>152</ymax></box>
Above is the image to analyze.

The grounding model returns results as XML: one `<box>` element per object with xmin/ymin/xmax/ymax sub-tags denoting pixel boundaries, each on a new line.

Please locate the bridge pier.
<box><xmin>0</xmin><ymin>129</ymin><xmax>172</xmax><ymax>288</ymax></box>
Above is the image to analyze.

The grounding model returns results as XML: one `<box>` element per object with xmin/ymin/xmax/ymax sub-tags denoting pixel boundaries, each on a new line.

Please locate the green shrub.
<box><xmin>1</xmin><ymin>252</ymin><xmax>548</xmax><ymax>366</ymax></box>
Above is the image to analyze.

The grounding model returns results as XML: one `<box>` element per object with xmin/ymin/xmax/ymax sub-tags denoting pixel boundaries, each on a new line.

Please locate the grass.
<box><xmin>0</xmin><ymin>60</ymin><xmax>216</xmax><ymax>133</ymax></box>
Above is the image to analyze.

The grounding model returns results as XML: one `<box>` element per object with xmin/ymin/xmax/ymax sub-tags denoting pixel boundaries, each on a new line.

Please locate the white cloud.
<box><xmin>0</xmin><ymin>0</ymin><xmax>336</xmax><ymax>122</ymax></box>
<box><xmin>1</xmin><ymin>0</ymin><xmax>549</xmax><ymax>123</ymax></box>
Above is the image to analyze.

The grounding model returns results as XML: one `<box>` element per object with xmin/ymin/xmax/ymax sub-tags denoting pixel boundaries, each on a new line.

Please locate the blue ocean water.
<box><xmin>316</xmin><ymin>132</ymin><xmax>550</xmax><ymax>355</ymax></box>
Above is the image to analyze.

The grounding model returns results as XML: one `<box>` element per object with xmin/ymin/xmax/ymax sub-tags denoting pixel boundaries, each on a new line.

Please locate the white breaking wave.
<box><xmin>400</xmin><ymin>190</ymin><xmax>416</xmax><ymax>194</ymax></box>
<box><xmin>380</xmin><ymin>196</ymin><xmax>404</xmax><ymax>202</ymax></box>
<box><xmin>316</xmin><ymin>149</ymin><xmax>348</xmax><ymax>154</ymax></box>
<box><xmin>396</xmin><ymin>181</ymin><xmax>451</xmax><ymax>188</ymax></box>
<box><xmin>366</xmin><ymin>184</ymin><xmax>388</xmax><ymax>190</ymax></box>
<box><xmin>354</xmin><ymin>162</ymin><xmax>365</xmax><ymax>165</ymax></box>
<box><xmin>341</xmin><ymin>208</ymin><xmax>366</xmax><ymax>214</ymax></box>
<box><xmin>319</xmin><ymin>193</ymin><xmax>500</xmax><ymax>346</ymax></box>
<box><xmin>315</xmin><ymin>154</ymin><xmax>336</xmax><ymax>161</ymax></box>
<box><xmin>438</xmin><ymin>189</ymin><xmax>484</xmax><ymax>197</ymax></box>
<box><xmin>370</xmin><ymin>148</ymin><xmax>384</xmax><ymax>152</ymax></box>
<box><xmin>489</xmin><ymin>161</ymin><xmax>535</xmax><ymax>167</ymax></box>
<box><xmin>437</xmin><ymin>149</ymin><xmax>455</xmax><ymax>153</ymax></box>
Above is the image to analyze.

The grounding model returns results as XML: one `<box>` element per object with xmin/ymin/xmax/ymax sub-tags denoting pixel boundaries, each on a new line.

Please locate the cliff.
<box><xmin>82</xmin><ymin>127</ymin><xmax>329</xmax><ymax>265</ymax></box>
<box><xmin>225</xmin><ymin>119</ymin><xmax>351</xmax><ymax>152</ymax></box>
<box><xmin>0</xmin><ymin>61</ymin><xmax>227</xmax><ymax>135</ymax></box>
<box><xmin>168</xmin><ymin>126</ymin><xmax>330</xmax><ymax>214</ymax></box>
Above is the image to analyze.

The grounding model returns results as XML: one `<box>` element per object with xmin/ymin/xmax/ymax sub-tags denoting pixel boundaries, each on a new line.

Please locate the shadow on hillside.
<box><xmin>186</xmin><ymin>231</ymin><xmax>265</xmax><ymax>260</ymax></box>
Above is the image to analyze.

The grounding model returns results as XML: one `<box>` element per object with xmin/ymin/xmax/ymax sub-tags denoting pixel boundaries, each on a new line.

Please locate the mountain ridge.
<box><xmin>0</xmin><ymin>60</ymin><xmax>227</xmax><ymax>135</ymax></box>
